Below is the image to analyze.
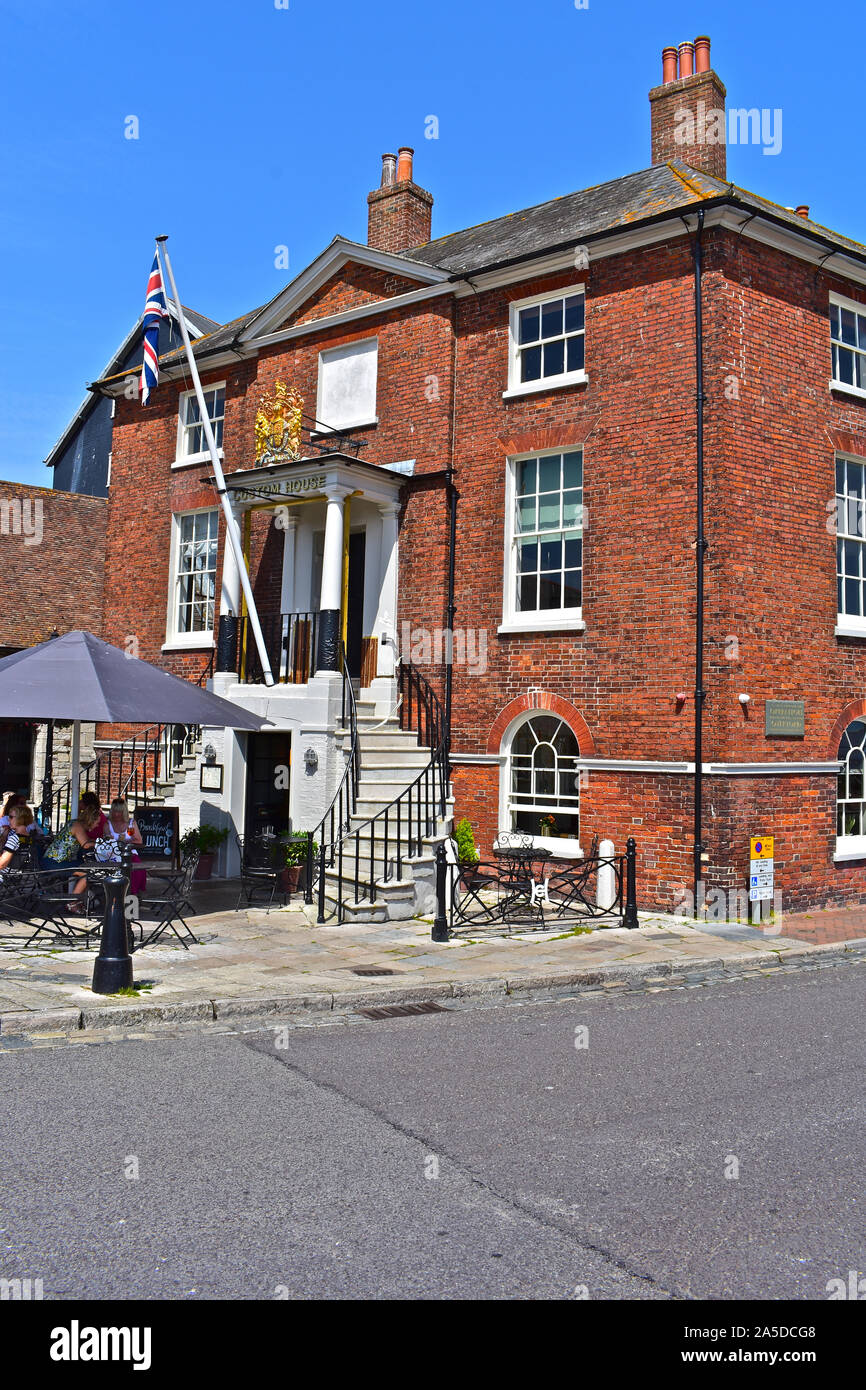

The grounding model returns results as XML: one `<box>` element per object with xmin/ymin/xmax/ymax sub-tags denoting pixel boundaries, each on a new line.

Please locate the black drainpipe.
<box><xmin>692</xmin><ymin>208</ymin><xmax>707</xmax><ymax>908</ymax></box>
<box><xmin>443</xmin><ymin>297</ymin><xmax>459</xmax><ymax>785</ymax></box>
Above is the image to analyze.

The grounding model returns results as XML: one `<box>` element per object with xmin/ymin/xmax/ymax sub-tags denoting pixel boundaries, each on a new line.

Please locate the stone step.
<box><xmin>358</xmin><ymin>749</ymin><xmax>432</xmax><ymax>771</ymax></box>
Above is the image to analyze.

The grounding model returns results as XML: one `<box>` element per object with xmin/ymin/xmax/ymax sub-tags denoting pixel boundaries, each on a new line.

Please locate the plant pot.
<box><xmin>194</xmin><ymin>852</ymin><xmax>215</xmax><ymax>880</ymax></box>
<box><xmin>280</xmin><ymin>865</ymin><xmax>301</xmax><ymax>893</ymax></box>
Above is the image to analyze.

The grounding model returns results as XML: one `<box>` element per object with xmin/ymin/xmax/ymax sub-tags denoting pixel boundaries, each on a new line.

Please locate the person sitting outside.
<box><xmin>100</xmin><ymin>799</ymin><xmax>146</xmax><ymax>898</ymax></box>
<box><xmin>78</xmin><ymin>791</ymin><xmax>108</xmax><ymax>840</ymax></box>
<box><xmin>42</xmin><ymin>801</ymin><xmax>103</xmax><ymax>910</ymax></box>
<box><xmin>0</xmin><ymin>794</ymin><xmax>45</xmax><ymax>851</ymax></box>
<box><xmin>0</xmin><ymin>804</ymin><xmax>37</xmax><ymax>878</ymax></box>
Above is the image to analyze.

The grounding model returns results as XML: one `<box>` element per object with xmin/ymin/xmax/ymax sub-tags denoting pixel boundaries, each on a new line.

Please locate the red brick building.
<box><xmin>90</xmin><ymin>36</ymin><xmax>866</xmax><ymax>915</ymax></box>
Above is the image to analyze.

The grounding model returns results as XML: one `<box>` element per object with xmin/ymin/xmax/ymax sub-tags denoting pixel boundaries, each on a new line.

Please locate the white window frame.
<box><xmin>503</xmin><ymin>284</ymin><xmax>587</xmax><ymax>399</ymax></box>
<box><xmin>173</xmin><ymin>383</ymin><xmax>226</xmax><ymax>468</ymax></box>
<box><xmin>497</xmin><ymin>711</ymin><xmax>583</xmax><ymax>858</ymax></box>
<box><xmin>499</xmin><ymin>446</ymin><xmax>586</xmax><ymax>635</ymax></box>
<box><xmin>829</xmin><ymin>292</ymin><xmax>866</xmax><ymax>400</ymax></box>
<box><xmin>315</xmin><ymin>337</ymin><xmax>379</xmax><ymax>434</ymax></box>
<box><xmin>834</xmin><ymin>452</ymin><xmax>866</xmax><ymax>637</ymax></box>
<box><xmin>163</xmin><ymin>507</ymin><xmax>219</xmax><ymax>651</ymax></box>
<box><xmin>836</xmin><ymin>718</ymin><xmax>866</xmax><ymax>858</ymax></box>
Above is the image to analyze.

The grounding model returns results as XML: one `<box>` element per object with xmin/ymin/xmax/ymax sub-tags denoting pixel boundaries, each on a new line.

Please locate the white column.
<box><xmin>220</xmin><ymin>499</ymin><xmax>243</xmax><ymax>616</ymax></box>
<box><xmin>597</xmin><ymin>838</ymin><xmax>616</xmax><ymax>912</ymax></box>
<box><xmin>279</xmin><ymin>514</ymin><xmax>297</xmax><ymax>614</ymax></box>
<box><xmin>319</xmin><ymin>486</ymin><xmax>351</xmax><ymax>612</ymax></box>
<box><xmin>375</xmin><ymin>501</ymin><xmax>400</xmax><ymax>677</ymax></box>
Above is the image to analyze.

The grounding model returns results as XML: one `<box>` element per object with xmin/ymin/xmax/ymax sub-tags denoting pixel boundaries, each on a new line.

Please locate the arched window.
<box><xmin>505</xmin><ymin>714</ymin><xmax>581</xmax><ymax>840</ymax></box>
<box><xmin>837</xmin><ymin>719</ymin><xmax>866</xmax><ymax>846</ymax></box>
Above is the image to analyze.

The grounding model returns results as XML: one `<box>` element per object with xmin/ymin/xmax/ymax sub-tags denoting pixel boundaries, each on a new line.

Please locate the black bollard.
<box><xmin>431</xmin><ymin>840</ymin><xmax>450</xmax><ymax>942</ymax></box>
<box><xmin>92</xmin><ymin>844</ymin><xmax>133</xmax><ymax>995</ymax></box>
<box><xmin>623</xmin><ymin>837</ymin><xmax>639</xmax><ymax>930</ymax></box>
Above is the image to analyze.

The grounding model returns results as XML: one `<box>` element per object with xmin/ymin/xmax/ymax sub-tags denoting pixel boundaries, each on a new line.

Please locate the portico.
<box><xmin>205</xmin><ymin>453</ymin><xmax>407</xmax><ymax>867</ymax></box>
<box><xmin>215</xmin><ymin>452</ymin><xmax>404</xmax><ymax>689</ymax></box>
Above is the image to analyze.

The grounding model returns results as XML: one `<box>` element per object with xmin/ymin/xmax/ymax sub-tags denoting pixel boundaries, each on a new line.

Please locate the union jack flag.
<box><xmin>140</xmin><ymin>250</ymin><xmax>168</xmax><ymax>404</ymax></box>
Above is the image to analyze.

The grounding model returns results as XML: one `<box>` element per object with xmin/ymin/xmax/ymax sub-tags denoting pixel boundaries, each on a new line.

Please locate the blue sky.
<box><xmin>2</xmin><ymin>0</ymin><xmax>864</xmax><ymax>486</ymax></box>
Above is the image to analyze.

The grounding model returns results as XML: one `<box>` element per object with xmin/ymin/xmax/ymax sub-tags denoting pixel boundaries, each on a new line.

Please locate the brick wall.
<box><xmin>0</xmin><ymin>482</ymin><xmax>106</xmax><ymax>647</ymax></box>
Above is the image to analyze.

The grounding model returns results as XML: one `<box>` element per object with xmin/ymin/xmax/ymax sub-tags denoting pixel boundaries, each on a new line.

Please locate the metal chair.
<box><xmin>235</xmin><ymin>833</ymin><xmax>286</xmax><ymax>913</ymax></box>
<box><xmin>137</xmin><ymin>850</ymin><xmax>201</xmax><ymax>949</ymax></box>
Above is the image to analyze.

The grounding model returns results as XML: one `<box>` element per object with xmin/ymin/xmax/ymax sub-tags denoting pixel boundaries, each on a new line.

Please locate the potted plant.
<box><xmin>179</xmin><ymin>823</ymin><xmax>230</xmax><ymax>880</ymax></box>
<box><xmin>280</xmin><ymin>830</ymin><xmax>317</xmax><ymax>893</ymax></box>
<box><xmin>538</xmin><ymin>814</ymin><xmax>557</xmax><ymax>838</ymax></box>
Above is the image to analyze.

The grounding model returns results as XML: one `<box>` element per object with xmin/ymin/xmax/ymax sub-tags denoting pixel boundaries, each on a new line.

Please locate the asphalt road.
<box><xmin>1</xmin><ymin>959</ymin><xmax>864</xmax><ymax>1300</ymax></box>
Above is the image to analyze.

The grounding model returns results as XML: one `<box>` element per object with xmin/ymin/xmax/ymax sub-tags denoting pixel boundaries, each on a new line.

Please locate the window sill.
<box><xmin>497</xmin><ymin>835</ymin><xmax>583</xmax><ymax>859</ymax></box>
<box><xmin>498</xmin><ymin>617</ymin><xmax>585</xmax><ymax>635</ymax></box>
<box><xmin>829</xmin><ymin>379</ymin><xmax>866</xmax><ymax>402</ymax></box>
<box><xmin>502</xmin><ymin>373</ymin><xmax>588</xmax><ymax>401</ymax></box>
<box><xmin>162</xmin><ymin>635</ymin><xmax>215</xmax><ymax>652</ymax></box>
<box><xmin>834</xmin><ymin>842</ymin><xmax>866</xmax><ymax>862</ymax></box>
<box><xmin>311</xmin><ymin>420</ymin><xmax>378</xmax><ymax>437</ymax></box>
<box><xmin>172</xmin><ymin>449</ymin><xmax>224</xmax><ymax>470</ymax></box>
<box><xmin>834</xmin><ymin>622</ymin><xmax>866</xmax><ymax>638</ymax></box>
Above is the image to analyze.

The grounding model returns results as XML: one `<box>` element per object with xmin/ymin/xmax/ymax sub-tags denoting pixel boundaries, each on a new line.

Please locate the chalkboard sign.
<box><xmin>133</xmin><ymin>805</ymin><xmax>180</xmax><ymax>868</ymax></box>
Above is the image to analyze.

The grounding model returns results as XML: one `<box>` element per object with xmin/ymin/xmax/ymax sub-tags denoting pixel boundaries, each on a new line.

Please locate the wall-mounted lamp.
<box><xmin>738</xmin><ymin>693</ymin><xmax>750</xmax><ymax>705</ymax></box>
<box><xmin>204</xmin><ymin>743</ymin><xmax>217</xmax><ymax>765</ymax></box>
<box><xmin>304</xmin><ymin>747</ymin><xmax>318</xmax><ymax>772</ymax></box>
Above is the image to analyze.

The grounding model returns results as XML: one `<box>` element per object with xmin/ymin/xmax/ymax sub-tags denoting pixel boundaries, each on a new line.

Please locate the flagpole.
<box><xmin>155</xmin><ymin>237</ymin><xmax>275</xmax><ymax>687</ymax></box>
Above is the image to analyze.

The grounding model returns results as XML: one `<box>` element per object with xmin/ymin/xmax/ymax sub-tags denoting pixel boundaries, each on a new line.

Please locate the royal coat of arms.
<box><xmin>254</xmin><ymin>382</ymin><xmax>304</xmax><ymax>466</ymax></box>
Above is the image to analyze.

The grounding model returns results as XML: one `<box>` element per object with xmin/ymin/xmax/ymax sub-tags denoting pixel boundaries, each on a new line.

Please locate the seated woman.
<box><xmin>0</xmin><ymin>804</ymin><xmax>37</xmax><ymax>877</ymax></box>
<box><xmin>103</xmin><ymin>798</ymin><xmax>147</xmax><ymax>898</ymax></box>
<box><xmin>42</xmin><ymin>801</ymin><xmax>103</xmax><ymax>909</ymax></box>
<box><xmin>0</xmin><ymin>794</ymin><xmax>45</xmax><ymax>850</ymax></box>
<box><xmin>78</xmin><ymin>791</ymin><xmax>108</xmax><ymax>840</ymax></box>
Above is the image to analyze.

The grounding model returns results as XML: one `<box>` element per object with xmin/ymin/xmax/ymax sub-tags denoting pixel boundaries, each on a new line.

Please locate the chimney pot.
<box><xmin>694</xmin><ymin>36</ymin><xmax>711</xmax><ymax>73</ymax></box>
<box><xmin>795</xmin><ymin>204</ymin><xmax>810</xmax><ymax>219</ymax></box>
<box><xmin>678</xmin><ymin>40</ymin><xmax>694</xmax><ymax>78</ymax></box>
<box><xmin>662</xmin><ymin>46</ymin><xmax>678</xmax><ymax>84</ymax></box>
<box><xmin>380</xmin><ymin>153</ymin><xmax>397</xmax><ymax>188</ymax></box>
<box><xmin>396</xmin><ymin>146</ymin><xmax>414</xmax><ymax>183</ymax></box>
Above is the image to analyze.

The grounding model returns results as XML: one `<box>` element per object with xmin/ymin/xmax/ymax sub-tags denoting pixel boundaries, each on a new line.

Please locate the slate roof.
<box><xmin>92</xmin><ymin>160</ymin><xmax>866</xmax><ymax>386</ymax></box>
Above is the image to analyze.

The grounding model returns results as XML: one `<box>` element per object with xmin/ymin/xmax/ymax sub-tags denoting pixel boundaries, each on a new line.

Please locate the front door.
<box><xmin>244</xmin><ymin>732</ymin><xmax>291</xmax><ymax>839</ymax></box>
<box><xmin>346</xmin><ymin>531</ymin><xmax>366</xmax><ymax>678</ymax></box>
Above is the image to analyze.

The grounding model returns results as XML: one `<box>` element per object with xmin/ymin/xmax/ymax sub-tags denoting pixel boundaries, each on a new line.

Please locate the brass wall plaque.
<box><xmin>765</xmin><ymin>699</ymin><xmax>805</xmax><ymax>737</ymax></box>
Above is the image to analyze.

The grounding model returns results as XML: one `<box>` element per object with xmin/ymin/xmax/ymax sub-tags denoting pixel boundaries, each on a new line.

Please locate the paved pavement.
<box><xmin>0</xmin><ymin>954</ymin><xmax>863</xmax><ymax>1299</ymax></box>
<box><xmin>2</xmin><ymin>880</ymin><xmax>866</xmax><ymax>1038</ymax></box>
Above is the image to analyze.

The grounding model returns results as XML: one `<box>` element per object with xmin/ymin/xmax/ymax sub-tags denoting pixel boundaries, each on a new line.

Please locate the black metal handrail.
<box><xmin>306</xmin><ymin>660</ymin><xmax>448</xmax><ymax>924</ymax></box>
<box><xmin>303</xmin><ymin>645</ymin><xmax>359</xmax><ymax>902</ymax></box>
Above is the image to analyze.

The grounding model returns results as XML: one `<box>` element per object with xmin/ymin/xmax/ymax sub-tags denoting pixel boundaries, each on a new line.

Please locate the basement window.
<box><xmin>830</xmin><ymin>294</ymin><xmax>866</xmax><ymax>398</ymax></box>
<box><xmin>836</xmin><ymin>719</ymin><xmax>866</xmax><ymax>858</ymax></box>
<box><xmin>504</xmin><ymin>285</ymin><xmax>586</xmax><ymax>397</ymax></box>
<box><xmin>315</xmin><ymin>338</ymin><xmax>378</xmax><ymax>433</ymax></box>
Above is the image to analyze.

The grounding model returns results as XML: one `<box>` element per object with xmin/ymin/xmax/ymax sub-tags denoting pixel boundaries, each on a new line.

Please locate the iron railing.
<box><xmin>300</xmin><ymin>644</ymin><xmax>359</xmax><ymax>903</ymax></box>
<box><xmin>305</xmin><ymin>660</ymin><xmax>447</xmax><ymax>924</ymax></box>
<box><xmin>443</xmin><ymin>837</ymin><xmax>639</xmax><ymax>935</ymax></box>
<box><xmin>238</xmin><ymin>611</ymin><xmax>319</xmax><ymax>685</ymax></box>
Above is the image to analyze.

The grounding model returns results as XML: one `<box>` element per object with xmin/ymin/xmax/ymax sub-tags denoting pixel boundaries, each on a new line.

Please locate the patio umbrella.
<box><xmin>0</xmin><ymin>630</ymin><xmax>270</xmax><ymax>994</ymax></box>
<box><xmin>0</xmin><ymin>629</ymin><xmax>268</xmax><ymax>814</ymax></box>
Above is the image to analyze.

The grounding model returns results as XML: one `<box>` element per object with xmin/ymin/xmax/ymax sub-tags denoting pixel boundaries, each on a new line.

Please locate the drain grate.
<box><xmin>351</xmin><ymin>967</ymin><xmax>397</xmax><ymax>977</ymax></box>
<box><xmin>357</xmin><ymin>1002</ymin><xmax>449</xmax><ymax>1020</ymax></box>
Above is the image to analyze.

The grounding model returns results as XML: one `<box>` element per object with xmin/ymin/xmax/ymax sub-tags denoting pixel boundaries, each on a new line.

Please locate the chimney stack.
<box><xmin>795</xmin><ymin>204</ymin><xmax>810</xmax><ymax>220</ymax></box>
<box><xmin>367</xmin><ymin>145</ymin><xmax>434</xmax><ymax>255</ymax></box>
<box><xmin>649</xmin><ymin>35</ymin><xmax>727</xmax><ymax>181</ymax></box>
